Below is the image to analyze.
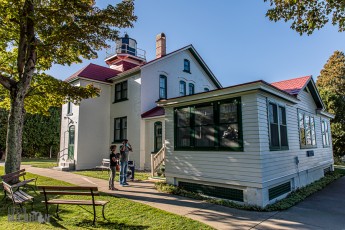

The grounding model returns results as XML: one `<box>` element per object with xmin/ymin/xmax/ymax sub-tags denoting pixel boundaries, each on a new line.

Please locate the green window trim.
<box><xmin>188</xmin><ymin>83</ymin><xmax>195</xmax><ymax>95</ymax></box>
<box><xmin>174</xmin><ymin>97</ymin><xmax>243</xmax><ymax>151</ymax></box>
<box><xmin>114</xmin><ymin>117</ymin><xmax>127</xmax><ymax>142</ymax></box>
<box><xmin>67</xmin><ymin>102</ymin><xmax>72</xmax><ymax>115</ymax></box>
<box><xmin>268</xmin><ymin>100</ymin><xmax>289</xmax><ymax>151</ymax></box>
<box><xmin>298</xmin><ymin>109</ymin><xmax>317</xmax><ymax>149</ymax></box>
<box><xmin>321</xmin><ymin>119</ymin><xmax>330</xmax><ymax>148</ymax></box>
<box><xmin>114</xmin><ymin>80</ymin><xmax>128</xmax><ymax>103</ymax></box>
<box><xmin>68</xmin><ymin>125</ymin><xmax>75</xmax><ymax>160</ymax></box>
<box><xmin>154</xmin><ymin>121</ymin><xmax>163</xmax><ymax>152</ymax></box>
<box><xmin>179</xmin><ymin>80</ymin><xmax>186</xmax><ymax>96</ymax></box>
<box><xmin>183</xmin><ymin>59</ymin><xmax>191</xmax><ymax>73</ymax></box>
<box><xmin>159</xmin><ymin>75</ymin><xmax>167</xmax><ymax>99</ymax></box>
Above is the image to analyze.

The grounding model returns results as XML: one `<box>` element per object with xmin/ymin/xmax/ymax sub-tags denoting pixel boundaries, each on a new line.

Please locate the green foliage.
<box><xmin>317</xmin><ymin>50</ymin><xmax>345</xmax><ymax>157</ymax></box>
<box><xmin>0</xmin><ymin>108</ymin><xmax>60</xmax><ymax>158</ymax></box>
<box><xmin>264</xmin><ymin>0</ymin><xmax>345</xmax><ymax>35</ymax></box>
<box><xmin>155</xmin><ymin>169</ymin><xmax>345</xmax><ymax>212</ymax></box>
<box><xmin>0</xmin><ymin>166</ymin><xmax>212</xmax><ymax>230</ymax></box>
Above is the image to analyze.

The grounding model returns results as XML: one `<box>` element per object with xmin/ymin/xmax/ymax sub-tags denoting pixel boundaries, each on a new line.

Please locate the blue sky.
<box><xmin>47</xmin><ymin>0</ymin><xmax>345</xmax><ymax>87</ymax></box>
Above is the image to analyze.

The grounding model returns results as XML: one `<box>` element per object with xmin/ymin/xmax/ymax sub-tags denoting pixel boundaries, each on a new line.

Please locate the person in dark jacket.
<box><xmin>109</xmin><ymin>145</ymin><xmax>118</xmax><ymax>190</ymax></box>
<box><xmin>119</xmin><ymin>139</ymin><xmax>132</xmax><ymax>186</ymax></box>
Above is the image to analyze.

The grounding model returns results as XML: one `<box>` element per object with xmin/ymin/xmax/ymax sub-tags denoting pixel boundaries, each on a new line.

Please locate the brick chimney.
<box><xmin>156</xmin><ymin>33</ymin><xmax>166</xmax><ymax>58</ymax></box>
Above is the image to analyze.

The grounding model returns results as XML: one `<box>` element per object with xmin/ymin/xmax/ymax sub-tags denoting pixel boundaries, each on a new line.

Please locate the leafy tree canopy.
<box><xmin>316</xmin><ymin>50</ymin><xmax>345</xmax><ymax>157</ymax></box>
<box><xmin>0</xmin><ymin>0</ymin><xmax>137</xmax><ymax>174</ymax></box>
<box><xmin>264</xmin><ymin>0</ymin><xmax>345</xmax><ymax>35</ymax></box>
<box><xmin>0</xmin><ymin>0</ymin><xmax>137</xmax><ymax>113</ymax></box>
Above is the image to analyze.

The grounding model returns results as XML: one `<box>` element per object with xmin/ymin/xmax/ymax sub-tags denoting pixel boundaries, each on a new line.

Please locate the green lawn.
<box><xmin>0</xmin><ymin>166</ymin><xmax>212</xmax><ymax>229</ymax></box>
<box><xmin>21</xmin><ymin>158</ymin><xmax>58</xmax><ymax>168</ymax></box>
<box><xmin>74</xmin><ymin>170</ymin><xmax>151</xmax><ymax>182</ymax></box>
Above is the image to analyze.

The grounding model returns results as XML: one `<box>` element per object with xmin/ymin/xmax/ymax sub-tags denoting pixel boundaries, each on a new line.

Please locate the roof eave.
<box><xmin>316</xmin><ymin>109</ymin><xmax>335</xmax><ymax>119</ymax></box>
<box><xmin>107</xmin><ymin>67</ymin><xmax>141</xmax><ymax>82</ymax></box>
<box><xmin>158</xmin><ymin>81</ymin><xmax>299</xmax><ymax>107</ymax></box>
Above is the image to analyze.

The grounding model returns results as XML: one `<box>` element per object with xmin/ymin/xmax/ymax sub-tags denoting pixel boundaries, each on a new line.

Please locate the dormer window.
<box><xmin>183</xmin><ymin>59</ymin><xmax>190</xmax><ymax>73</ymax></box>
<box><xmin>204</xmin><ymin>88</ymin><xmax>210</xmax><ymax>92</ymax></box>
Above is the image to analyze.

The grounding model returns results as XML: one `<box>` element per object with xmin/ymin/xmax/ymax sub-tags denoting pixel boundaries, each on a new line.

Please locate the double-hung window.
<box><xmin>114</xmin><ymin>117</ymin><xmax>127</xmax><ymax>142</ymax></box>
<box><xmin>184</xmin><ymin>59</ymin><xmax>190</xmax><ymax>73</ymax></box>
<box><xmin>298</xmin><ymin>111</ymin><xmax>316</xmax><ymax>148</ymax></box>
<box><xmin>114</xmin><ymin>81</ymin><xmax>128</xmax><ymax>102</ymax></box>
<box><xmin>188</xmin><ymin>83</ymin><xmax>195</xmax><ymax>95</ymax></box>
<box><xmin>268</xmin><ymin>102</ymin><xmax>288</xmax><ymax>150</ymax></box>
<box><xmin>159</xmin><ymin>75</ymin><xmax>167</xmax><ymax>99</ymax></box>
<box><xmin>179</xmin><ymin>81</ymin><xmax>186</xmax><ymax>96</ymax></box>
<box><xmin>175</xmin><ymin>97</ymin><xmax>242</xmax><ymax>151</ymax></box>
<box><xmin>321</xmin><ymin>119</ymin><xmax>330</xmax><ymax>147</ymax></box>
<box><xmin>67</xmin><ymin>102</ymin><xmax>72</xmax><ymax>115</ymax></box>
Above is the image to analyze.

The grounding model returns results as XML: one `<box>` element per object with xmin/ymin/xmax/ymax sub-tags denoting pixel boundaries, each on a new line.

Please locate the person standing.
<box><xmin>109</xmin><ymin>145</ymin><xmax>118</xmax><ymax>190</ymax></box>
<box><xmin>119</xmin><ymin>139</ymin><xmax>132</xmax><ymax>186</ymax></box>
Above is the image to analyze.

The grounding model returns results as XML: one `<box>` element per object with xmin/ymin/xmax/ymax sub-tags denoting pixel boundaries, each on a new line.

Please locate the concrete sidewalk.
<box><xmin>24</xmin><ymin>166</ymin><xmax>345</xmax><ymax>230</ymax></box>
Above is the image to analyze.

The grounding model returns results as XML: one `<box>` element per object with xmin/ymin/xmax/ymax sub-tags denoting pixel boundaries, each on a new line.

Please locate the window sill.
<box><xmin>300</xmin><ymin>145</ymin><xmax>318</xmax><ymax>149</ymax></box>
<box><xmin>183</xmin><ymin>70</ymin><xmax>191</xmax><ymax>74</ymax></box>
<box><xmin>269</xmin><ymin>147</ymin><xmax>289</xmax><ymax>151</ymax></box>
<box><xmin>113</xmin><ymin>98</ymin><xmax>128</xmax><ymax>104</ymax></box>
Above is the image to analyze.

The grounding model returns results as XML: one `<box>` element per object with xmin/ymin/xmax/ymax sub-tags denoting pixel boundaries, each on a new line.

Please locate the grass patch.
<box><xmin>73</xmin><ymin>170</ymin><xmax>151</xmax><ymax>182</ymax></box>
<box><xmin>0</xmin><ymin>166</ymin><xmax>212</xmax><ymax>229</ymax></box>
<box><xmin>155</xmin><ymin>168</ymin><xmax>345</xmax><ymax>212</ymax></box>
<box><xmin>21</xmin><ymin>158</ymin><xmax>57</xmax><ymax>168</ymax></box>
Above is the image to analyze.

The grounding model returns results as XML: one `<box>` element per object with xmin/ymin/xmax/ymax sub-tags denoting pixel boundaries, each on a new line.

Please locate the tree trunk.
<box><xmin>5</xmin><ymin>89</ymin><xmax>26</xmax><ymax>174</ymax></box>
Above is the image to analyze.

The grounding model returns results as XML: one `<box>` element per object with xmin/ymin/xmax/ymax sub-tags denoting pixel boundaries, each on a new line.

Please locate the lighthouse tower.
<box><xmin>105</xmin><ymin>34</ymin><xmax>146</xmax><ymax>72</ymax></box>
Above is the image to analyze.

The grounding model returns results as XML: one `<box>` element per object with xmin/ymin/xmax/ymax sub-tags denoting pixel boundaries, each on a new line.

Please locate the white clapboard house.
<box><xmin>59</xmin><ymin>33</ymin><xmax>221</xmax><ymax>171</ymax></box>
<box><xmin>59</xmin><ymin>33</ymin><xmax>334</xmax><ymax>207</ymax></box>
<box><xmin>158</xmin><ymin>75</ymin><xmax>334</xmax><ymax>207</ymax></box>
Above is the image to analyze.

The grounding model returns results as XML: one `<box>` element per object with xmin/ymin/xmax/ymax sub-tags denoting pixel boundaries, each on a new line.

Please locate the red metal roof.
<box><xmin>65</xmin><ymin>63</ymin><xmax>121</xmax><ymax>83</ymax></box>
<box><xmin>141</xmin><ymin>106</ymin><xmax>165</xmax><ymax>118</ymax></box>
<box><xmin>271</xmin><ymin>76</ymin><xmax>311</xmax><ymax>95</ymax></box>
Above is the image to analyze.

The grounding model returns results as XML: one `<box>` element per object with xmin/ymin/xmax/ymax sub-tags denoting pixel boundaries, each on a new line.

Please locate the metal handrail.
<box><xmin>105</xmin><ymin>44</ymin><xmax>146</xmax><ymax>59</ymax></box>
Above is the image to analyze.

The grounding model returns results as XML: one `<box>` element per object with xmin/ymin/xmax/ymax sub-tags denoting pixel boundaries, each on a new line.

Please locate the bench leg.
<box><xmin>92</xmin><ymin>205</ymin><xmax>96</xmax><ymax>225</ymax></box>
<box><xmin>102</xmin><ymin>205</ymin><xmax>106</xmax><ymax>220</ymax></box>
<box><xmin>56</xmin><ymin>204</ymin><xmax>59</xmax><ymax>218</ymax></box>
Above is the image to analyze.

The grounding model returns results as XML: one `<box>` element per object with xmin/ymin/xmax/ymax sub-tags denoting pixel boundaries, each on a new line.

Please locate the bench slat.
<box><xmin>44</xmin><ymin>199</ymin><xmax>109</xmax><ymax>206</ymax></box>
<box><xmin>11</xmin><ymin>179</ymin><xmax>36</xmax><ymax>188</ymax></box>
<box><xmin>39</xmin><ymin>191</ymin><xmax>99</xmax><ymax>196</ymax></box>
<box><xmin>38</xmin><ymin>186</ymin><xmax>98</xmax><ymax>191</ymax></box>
<box><xmin>12</xmin><ymin>190</ymin><xmax>33</xmax><ymax>204</ymax></box>
<box><xmin>1</xmin><ymin>169</ymin><xmax>25</xmax><ymax>179</ymax></box>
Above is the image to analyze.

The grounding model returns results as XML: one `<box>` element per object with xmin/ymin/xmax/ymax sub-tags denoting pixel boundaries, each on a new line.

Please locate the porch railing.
<box><xmin>151</xmin><ymin>145</ymin><xmax>165</xmax><ymax>177</ymax></box>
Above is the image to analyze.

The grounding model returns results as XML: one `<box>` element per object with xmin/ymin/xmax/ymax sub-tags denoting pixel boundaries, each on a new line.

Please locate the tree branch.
<box><xmin>0</xmin><ymin>74</ymin><xmax>16</xmax><ymax>90</ymax></box>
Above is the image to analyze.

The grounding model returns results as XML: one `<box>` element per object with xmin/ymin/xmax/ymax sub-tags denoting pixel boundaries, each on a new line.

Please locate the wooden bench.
<box><xmin>38</xmin><ymin>186</ymin><xmax>109</xmax><ymax>224</ymax></box>
<box><xmin>95</xmin><ymin>159</ymin><xmax>110</xmax><ymax>172</ymax></box>
<box><xmin>2</xmin><ymin>181</ymin><xmax>34</xmax><ymax>210</ymax></box>
<box><xmin>1</xmin><ymin>169</ymin><xmax>38</xmax><ymax>198</ymax></box>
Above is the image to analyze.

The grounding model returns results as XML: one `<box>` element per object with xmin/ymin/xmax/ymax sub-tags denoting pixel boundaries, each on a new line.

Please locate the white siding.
<box><xmin>259</xmin><ymin>90</ymin><xmax>333</xmax><ymax>189</ymax></box>
<box><xmin>165</xmin><ymin>93</ymin><xmax>264</xmax><ymax>189</ymax></box>
<box><xmin>110</xmin><ymin>74</ymin><xmax>142</xmax><ymax>169</ymax></box>
<box><xmin>59</xmin><ymin>80</ymin><xmax>80</xmax><ymax>166</ymax></box>
<box><xmin>76</xmin><ymin>80</ymin><xmax>111</xmax><ymax>170</ymax></box>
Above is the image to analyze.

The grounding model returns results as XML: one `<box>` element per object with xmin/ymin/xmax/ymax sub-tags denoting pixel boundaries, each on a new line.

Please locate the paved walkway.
<box><xmin>23</xmin><ymin>166</ymin><xmax>345</xmax><ymax>230</ymax></box>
